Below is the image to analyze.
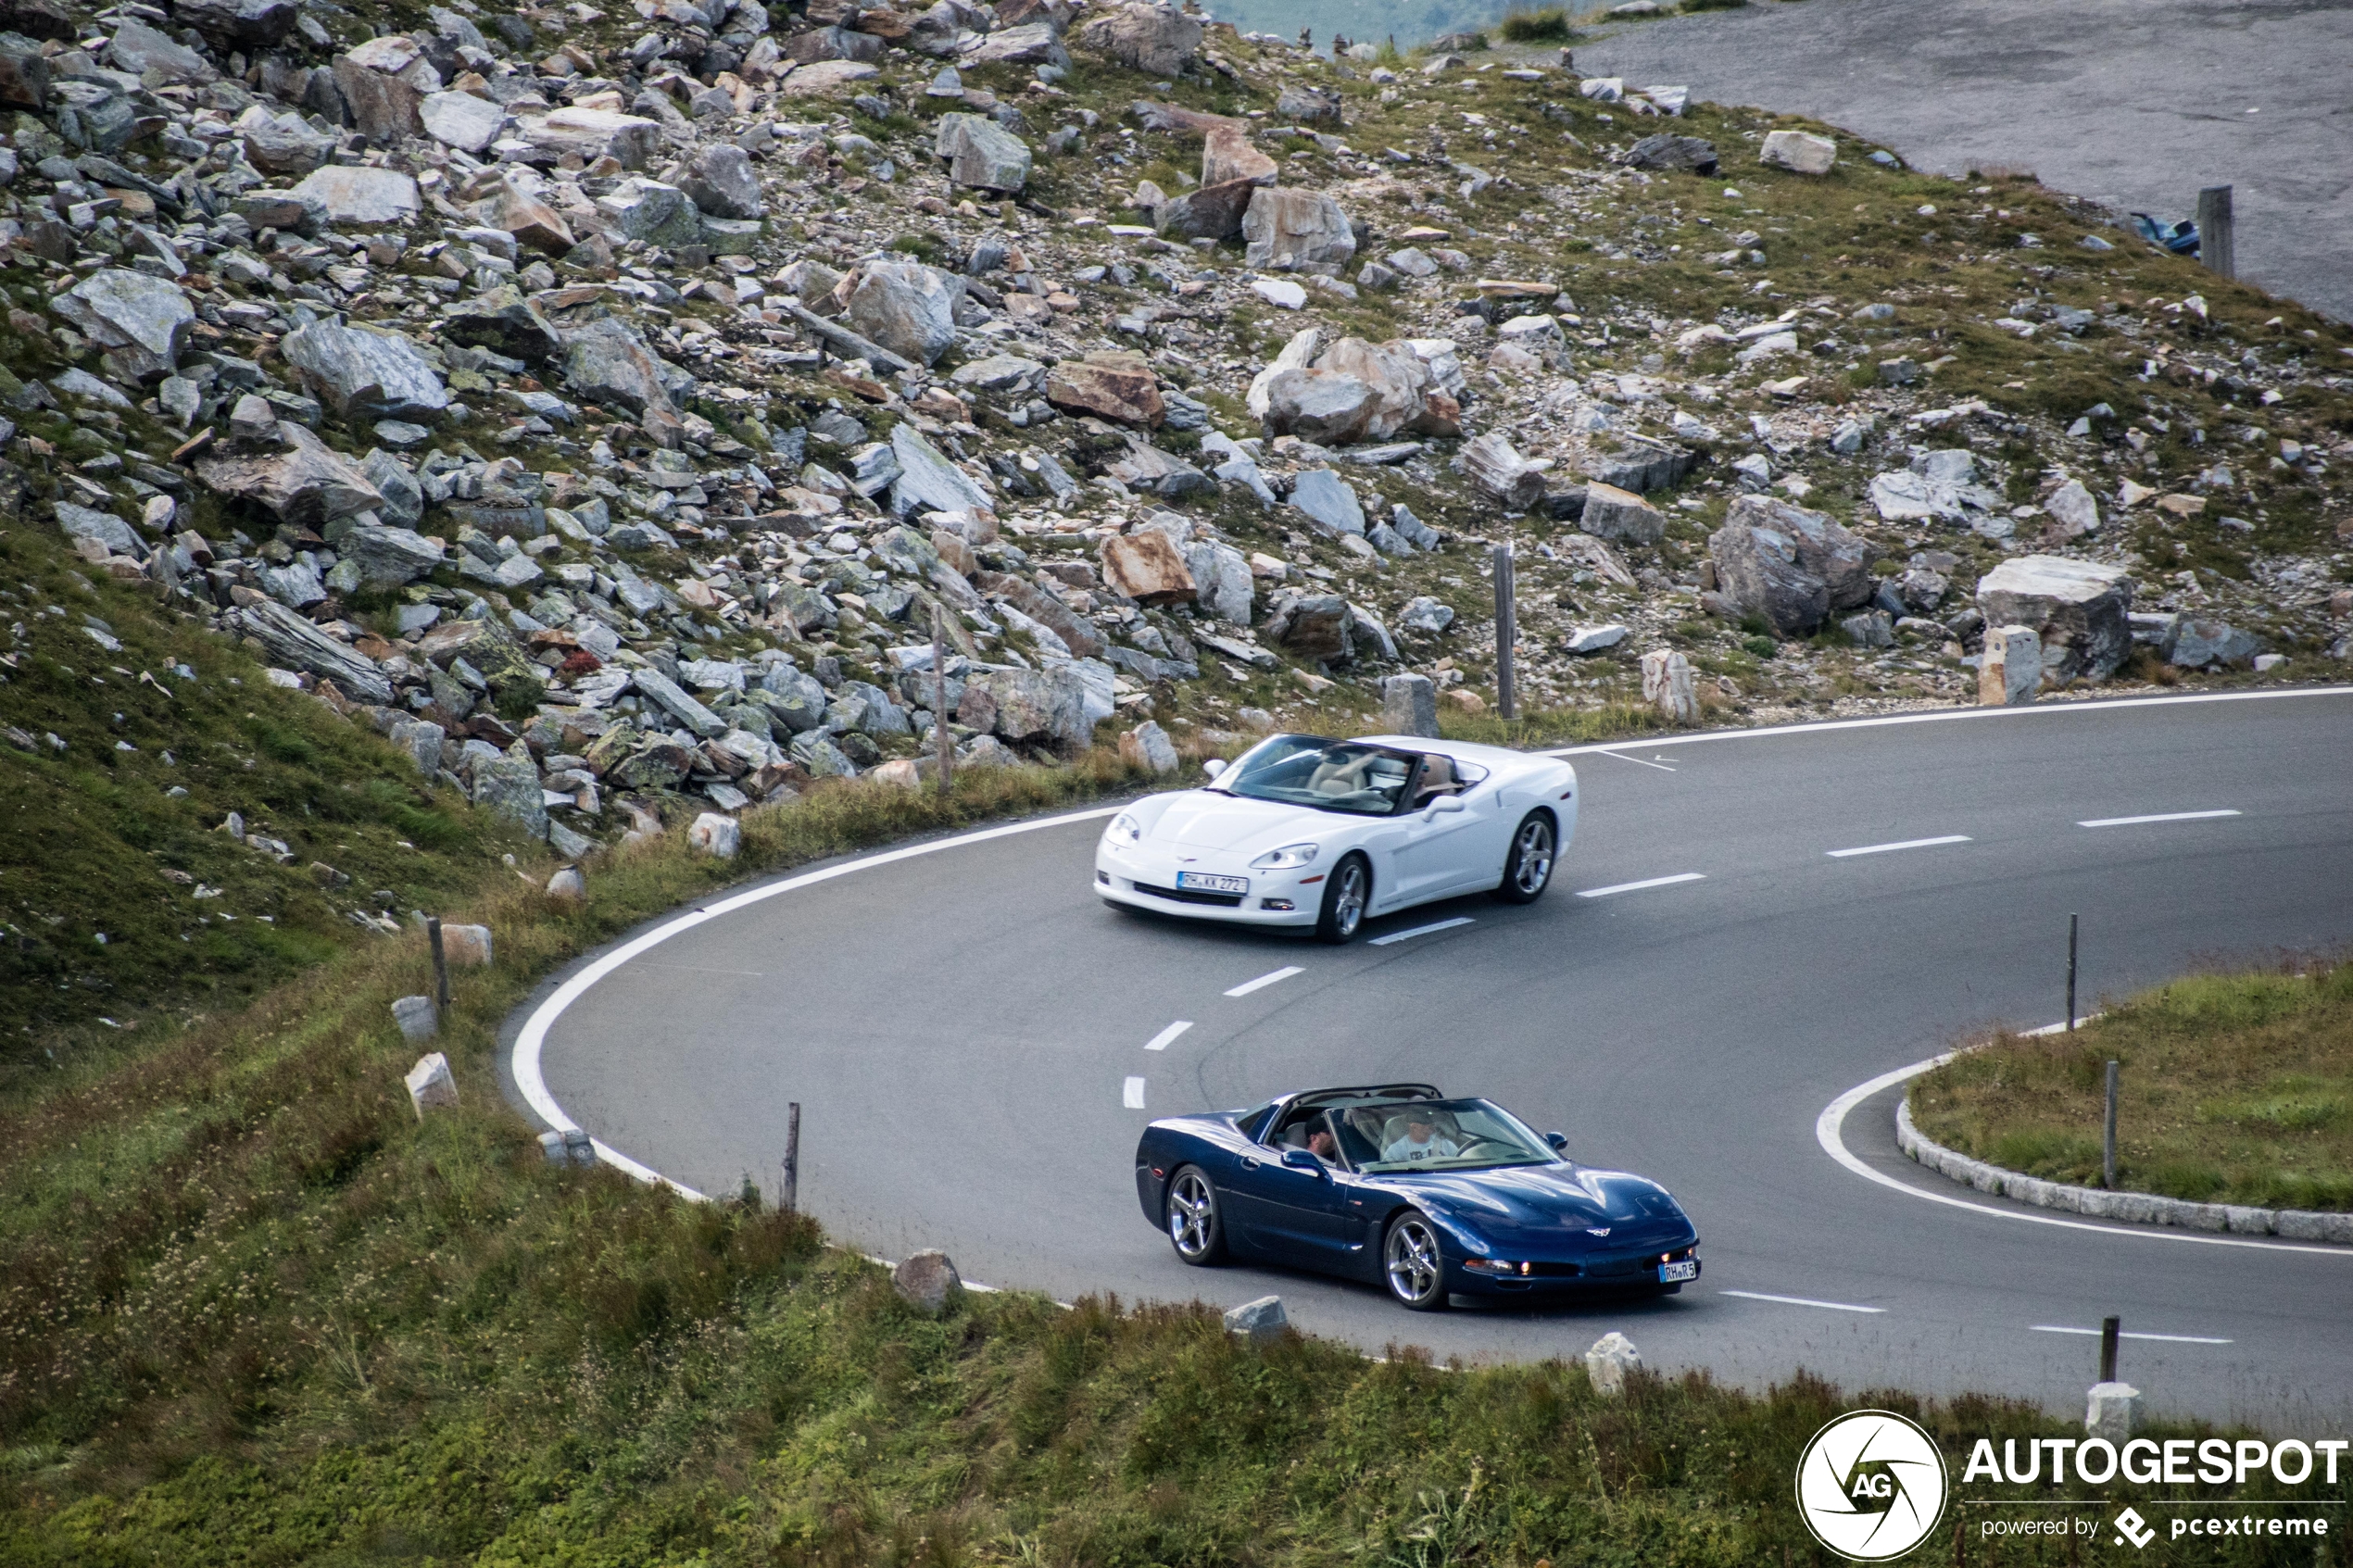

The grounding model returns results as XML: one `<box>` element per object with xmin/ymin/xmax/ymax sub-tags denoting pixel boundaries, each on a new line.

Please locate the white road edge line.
<box><xmin>2030</xmin><ymin>1324</ymin><xmax>2234</xmax><ymax>1345</ymax></box>
<box><xmin>1577</xmin><ymin>872</ymin><xmax>1705</xmax><ymax>898</ymax></box>
<box><xmin>1722</xmin><ymin>1289</ymin><xmax>1887</xmax><ymax>1314</ymax></box>
<box><xmin>1369</xmin><ymin>917</ymin><xmax>1477</xmax><ymax>947</ymax></box>
<box><xmin>1600</xmin><ymin>750</ymin><xmax>1678</xmax><ymax>771</ymax></box>
<box><xmin>1143</xmin><ymin>1020</ymin><xmax>1193</xmax><ymax>1052</ymax></box>
<box><xmin>511</xmin><ymin>802</ymin><xmax>1125</xmax><ymax>1195</ymax></box>
<box><xmin>1816</xmin><ymin>1037</ymin><xmax>2353</xmax><ymax>1258</ymax></box>
<box><xmin>1123</xmin><ymin>1075</ymin><xmax>1148</xmax><ymax>1110</ymax></box>
<box><xmin>1827</xmin><ymin>834</ymin><xmax>1973</xmax><ymax>859</ymax></box>
<box><xmin>1225</xmin><ymin>965</ymin><xmax>1304</xmax><ymax>997</ymax></box>
<box><xmin>2078</xmin><ymin>809</ymin><xmax>2242</xmax><ymax>828</ymax></box>
<box><xmin>1541</xmin><ymin>686</ymin><xmax>2353</xmax><ymax>760</ymax></box>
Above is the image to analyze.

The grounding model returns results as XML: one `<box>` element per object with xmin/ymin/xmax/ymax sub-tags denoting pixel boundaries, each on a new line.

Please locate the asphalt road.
<box><xmin>510</xmin><ymin>689</ymin><xmax>2353</xmax><ymax>1428</ymax></box>
<box><xmin>1566</xmin><ymin>0</ymin><xmax>2353</xmax><ymax>323</ymax></box>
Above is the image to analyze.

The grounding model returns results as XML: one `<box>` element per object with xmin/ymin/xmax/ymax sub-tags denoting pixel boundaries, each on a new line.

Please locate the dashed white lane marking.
<box><xmin>2031</xmin><ymin>1324</ymin><xmax>2233</xmax><ymax>1345</ymax></box>
<box><xmin>1123</xmin><ymin>1075</ymin><xmax>1147</xmax><ymax>1110</ymax></box>
<box><xmin>1143</xmin><ymin>1021</ymin><xmax>1193</xmax><ymax>1052</ymax></box>
<box><xmin>1827</xmin><ymin>834</ymin><xmax>1973</xmax><ymax>859</ymax></box>
<box><xmin>1577</xmin><ymin>872</ymin><xmax>1706</xmax><ymax>898</ymax></box>
<box><xmin>1225</xmin><ymin>965</ymin><xmax>1303</xmax><ymax>997</ymax></box>
<box><xmin>1369</xmin><ymin>917</ymin><xmax>1476</xmax><ymax>947</ymax></box>
<box><xmin>2078</xmin><ymin>809</ymin><xmax>2242</xmax><ymax>828</ymax></box>
<box><xmin>1600</xmin><ymin>750</ymin><xmax>1679</xmax><ymax>771</ymax></box>
<box><xmin>1723</xmin><ymin>1289</ymin><xmax>1887</xmax><ymax>1314</ymax></box>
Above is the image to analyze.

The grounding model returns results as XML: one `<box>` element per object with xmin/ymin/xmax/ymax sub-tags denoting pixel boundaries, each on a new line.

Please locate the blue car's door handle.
<box><xmin>1240</xmin><ymin>1157</ymin><xmax>1262</xmax><ymax>1171</ymax></box>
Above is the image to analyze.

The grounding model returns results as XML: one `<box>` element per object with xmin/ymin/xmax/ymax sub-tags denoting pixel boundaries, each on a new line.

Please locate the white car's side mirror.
<box><xmin>1427</xmin><ymin>795</ymin><xmax>1467</xmax><ymax>816</ymax></box>
<box><xmin>1202</xmin><ymin>758</ymin><xmax>1227</xmax><ymax>780</ymax></box>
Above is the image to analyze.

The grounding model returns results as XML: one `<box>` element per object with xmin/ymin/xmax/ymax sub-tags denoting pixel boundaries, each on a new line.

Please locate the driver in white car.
<box><xmin>1381</xmin><ymin>1108</ymin><xmax>1460</xmax><ymax>1164</ymax></box>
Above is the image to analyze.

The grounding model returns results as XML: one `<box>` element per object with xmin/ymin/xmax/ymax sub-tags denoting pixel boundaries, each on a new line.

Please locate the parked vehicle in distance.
<box><xmin>1135</xmin><ymin>1084</ymin><xmax>1701</xmax><ymax>1311</ymax></box>
<box><xmin>1094</xmin><ymin>734</ymin><xmax>1577</xmax><ymax>943</ymax></box>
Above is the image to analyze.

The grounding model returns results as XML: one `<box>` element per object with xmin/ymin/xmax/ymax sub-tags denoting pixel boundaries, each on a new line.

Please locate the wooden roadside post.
<box><xmin>427</xmin><ymin>915</ymin><xmax>450</xmax><ymax>1007</ymax></box>
<box><xmin>783</xmin><ymin>1101</ymin><xmax>801</xmax><ymax>1212</ymax></box>
<box><xmin>2196</xmin><ymin>185</ymin><xmax>2234</xmax><ymax>280</ymax></box>
<box><xmin>1493</xmin><ymin>540</ymin><xmax>1517</xmax><ymax>721</ymax></box>
<box><xmin>931</xmin><ymin>607</ymin><xmax>953</xmax><ymax>797</ymax></box>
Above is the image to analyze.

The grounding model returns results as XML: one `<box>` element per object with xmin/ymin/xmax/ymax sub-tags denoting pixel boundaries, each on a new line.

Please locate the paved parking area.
<box><xmin>1570</xmin><ymin>0</ymin><xmax>2352</xmax><ymax>321</ymax></box>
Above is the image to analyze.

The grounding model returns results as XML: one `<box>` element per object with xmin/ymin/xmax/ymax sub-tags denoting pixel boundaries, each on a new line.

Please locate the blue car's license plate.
<box><xmin>1176</xmin><ymin>872</ymin><xmax>1249</xmax><ymax>895</ymax></box>
<box><xmin>1659</xmin><ymin>1260</ymin><xmax>1698</xmax><ymax>1283</ymax></box>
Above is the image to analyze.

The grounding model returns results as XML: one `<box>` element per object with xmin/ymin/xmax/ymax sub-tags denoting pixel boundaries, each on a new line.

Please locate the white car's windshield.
<box><xmin>1218</xmin><ymin>734</ymin><xmax>1416</xmax><ymax>817</ymax></box>
<box><xmin>1330</xmin><ymin>1098</ymin><xmax>1558</xmax><ymax>1173</ymax></box>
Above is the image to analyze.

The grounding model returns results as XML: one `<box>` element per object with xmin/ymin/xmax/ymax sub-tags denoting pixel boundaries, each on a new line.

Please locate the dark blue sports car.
<box><xmin>1133</xmin><ymin>1083</ymin><xmax>1701</xmax><ymax>1311</ymax></box>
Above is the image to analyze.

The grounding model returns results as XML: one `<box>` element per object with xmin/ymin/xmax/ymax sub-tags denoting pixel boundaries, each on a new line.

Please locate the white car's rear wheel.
<box><xmin>1494</xmin><ymin>812</ymin><xmax>1556</xmax><ymax>904</ymax></box>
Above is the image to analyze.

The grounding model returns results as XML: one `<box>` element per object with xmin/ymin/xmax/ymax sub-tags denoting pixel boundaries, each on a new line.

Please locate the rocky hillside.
<box><xmin>3</xmin><ymin>0</ymin><xmax>2349</xmax><ymax>994</ymax></box>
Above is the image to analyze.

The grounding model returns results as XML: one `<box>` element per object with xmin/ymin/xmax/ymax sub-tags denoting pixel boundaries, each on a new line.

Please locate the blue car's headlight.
<box><xmin>1251</xmin><ymin>842</ymin><xmax>1319</xmax><ymax>870</ymax></box>
<box><xmin>1105</xmin><ymin>812</ymin><xmax>1143</xmax><ymax>847</ymax></box>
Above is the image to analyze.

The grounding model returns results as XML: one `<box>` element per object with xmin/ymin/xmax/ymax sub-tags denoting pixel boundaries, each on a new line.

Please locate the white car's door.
<box><xmin>1395</xmin><ymin>762</ymin><xmax>1524</xmax><ymax>901</ymax></box>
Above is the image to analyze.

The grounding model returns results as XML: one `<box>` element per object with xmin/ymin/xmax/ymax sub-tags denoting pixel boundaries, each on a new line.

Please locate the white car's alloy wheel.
<box><xmin>1316</xmin><ymin>855</ymin><xmax>1369</xmax><ymax>943</ymax></box>
<box><xmin>1499</xmin><ymin>813</ymin><xmax>1556</xmax><ymax>902</ymax></box>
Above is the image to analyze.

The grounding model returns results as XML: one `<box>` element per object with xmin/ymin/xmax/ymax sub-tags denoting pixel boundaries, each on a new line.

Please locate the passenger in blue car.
<box><xmin>1381</xmin><ymin>1109</ymin><xmax>1460</xmax><ymax>1165</ymax></box>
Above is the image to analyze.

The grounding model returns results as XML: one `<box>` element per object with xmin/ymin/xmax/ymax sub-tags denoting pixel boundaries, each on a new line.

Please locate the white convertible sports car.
<box><xmin>1094</xmin><ymin>734</ymin><xmax>1578</xmax><ymax>942</ymax></box>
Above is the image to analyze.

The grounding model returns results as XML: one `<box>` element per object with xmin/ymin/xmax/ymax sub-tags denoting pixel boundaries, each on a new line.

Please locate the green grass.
<box><xmin>1909</xmin><ymin>955</ymin><xmax>2353</xmax><ymax>1210</ymax></box>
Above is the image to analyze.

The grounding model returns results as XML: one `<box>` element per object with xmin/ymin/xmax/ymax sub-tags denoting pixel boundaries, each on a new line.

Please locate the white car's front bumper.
<box><xmin>1093</xmin><ymin>841</ymin><xmax>1324</xmax><ymax>928</ymax></box>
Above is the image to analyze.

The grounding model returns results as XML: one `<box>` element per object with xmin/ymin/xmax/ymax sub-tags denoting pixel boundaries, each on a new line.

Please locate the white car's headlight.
<box><xmin>1251</xmin><ymin>843</ymin><xmax>1320</xmax><ymax>870</ymax></box>
<box><xmin>1105</xmin><ymin>812</ymin><xmax>1143</xmax><ymax>847</ymax></box>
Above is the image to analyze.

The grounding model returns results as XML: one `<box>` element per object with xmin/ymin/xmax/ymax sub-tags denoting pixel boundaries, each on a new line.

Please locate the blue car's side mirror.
<box><xmin>1282</xmin><ymin>1148</ymin><xmax>1324</xmax><ymax>1173</ymax></box>
<box><xmin>1544</xmin><ymin>1132</ymin><xmax>1569</xmax><ymax>1152</ymax></box>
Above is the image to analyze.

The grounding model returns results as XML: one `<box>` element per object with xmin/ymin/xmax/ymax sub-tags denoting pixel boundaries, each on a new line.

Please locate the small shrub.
<box><xmin>1498</xmin><ymin>6</ymin><xmax>1571</xmax><ymax>41</ymax></box>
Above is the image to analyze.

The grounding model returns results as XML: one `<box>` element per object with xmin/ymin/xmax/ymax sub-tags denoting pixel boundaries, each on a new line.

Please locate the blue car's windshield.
<box><xmin>1216</xmin><ymin>734</ymin><xmax>1415</xmax><ymax>817</ymax></box>
<box><xmin>1330</xmin><ymin>1098</ymin><xmax>1557</xmax><ymax>1173</ymax></box>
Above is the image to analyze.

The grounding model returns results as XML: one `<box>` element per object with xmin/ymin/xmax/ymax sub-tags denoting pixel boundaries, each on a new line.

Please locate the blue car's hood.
<box><xmin>1378</xmin><ymin>1163</ymin><xmax>1692</xmax><ymax>1249</ymax></box>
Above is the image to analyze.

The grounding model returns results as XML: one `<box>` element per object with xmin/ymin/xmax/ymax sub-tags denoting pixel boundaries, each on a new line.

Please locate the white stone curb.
<box><xmin>1894</xmin><ymin>1098</ymin><xmax>2353</xmax><ymax>1245</ymax></box>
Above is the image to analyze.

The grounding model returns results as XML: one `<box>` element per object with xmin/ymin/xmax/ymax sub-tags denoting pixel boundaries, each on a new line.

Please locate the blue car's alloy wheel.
<box><xmin>1383</xmin><ymin>1212</ymin><xmax>1448</xmax><ymax>1311</ymax></box>
<box><xmin>1166</xmin><ymin>1166</ymin><xmax>1225</xmax><ymax>1264</ymax></box>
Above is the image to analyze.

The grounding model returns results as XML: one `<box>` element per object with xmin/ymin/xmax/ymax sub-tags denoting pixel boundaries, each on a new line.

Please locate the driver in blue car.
<box><xmin>1381</xmin><ymin>1108</ymin><xmax>1460</xmax><ymax>1164</ymax></box>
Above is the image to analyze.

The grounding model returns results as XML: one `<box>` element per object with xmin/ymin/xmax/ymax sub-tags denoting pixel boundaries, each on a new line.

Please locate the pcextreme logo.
<box><xmin>1796</xmin><ymin>1411</ymin><xmax>1951</xmax><ymax>1562</ymax></box>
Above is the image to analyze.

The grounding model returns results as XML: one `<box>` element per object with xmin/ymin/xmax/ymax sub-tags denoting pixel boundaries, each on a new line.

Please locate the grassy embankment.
<box><xmin>1910</xmin><ymin>956</ymin><xmax>2353</xmax><ymax>1210</ymax></box>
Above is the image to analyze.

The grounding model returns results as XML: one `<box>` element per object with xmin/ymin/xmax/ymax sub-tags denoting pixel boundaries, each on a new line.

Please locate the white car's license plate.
<box><xmin>1176</xmin><ymin>872</ymin><xmax>1250</xmax><ymax>895</ymax></box>
<box><xmin>1659</xmin><ymin>1260</ymin><xmax>1698</xmax><ymax>1283</ymax></box>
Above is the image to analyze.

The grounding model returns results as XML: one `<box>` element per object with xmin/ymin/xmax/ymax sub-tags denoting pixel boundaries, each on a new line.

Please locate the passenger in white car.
<box><xmin>1381</xmin><ymin>1109</ymin><xmax>1461</xmax><ymax>1165</ymax></box>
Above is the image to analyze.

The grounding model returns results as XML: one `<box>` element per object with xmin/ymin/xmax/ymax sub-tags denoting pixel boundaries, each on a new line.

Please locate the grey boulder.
<box><xmin>1707</xmin><ymin>494</ymin><xmax>1878</xmax><ymax>636</ymax></box>
<box><xmin>342</xmin><ymin>524</ymin><xmax>445</xmax><ymax>588</ymax></box>
<box><xmin>934</xmin><ymin>112</ymin><xmax>1031</xmax><ymax>193</ymax></box>
<box><xmin>1974</xmin><ymin>554</ymin><xmax>2134</xmax><ymax>683</ymax></box>
<box><xmin>232</xmin><ymin>598</ymin><xmax>394</xmax><ymax>702</ymax></box>
<box><xmin>52</xmin><ymin>269</ymin><xmax>193</xmax><ymax>382</ymax></box>
<box><xmin>677</xmin><ymin>142</ymin><xmax>763</xmax><ymax>219</ymax></box>
<box><xmin>563</xmin><ymin>316</ymin><xmax>682</xmax><ymax>417</ymax></box>
<box><xmin>194</xmin><ymin>423</ymin><xmax>383</xmax><ymax>527</ymax></box>
<box><xmin>2165</xmin><ymin>617</ymin><xmax>2262</xmax><ymax>671</ymax></box>
<box><xmin>1242</xmin><ymin>187</ymin><xmax>1355</xmax><ymax>273</ymax></box>
<box><xmin>832</xmin><ymin>258</ymin><xmax>961</xmax><ymax>367</ymax></box>
<box><xmin>281</xmin><ymin>318</ymin><xmax>448</xmax><ymax>421</ymax></box>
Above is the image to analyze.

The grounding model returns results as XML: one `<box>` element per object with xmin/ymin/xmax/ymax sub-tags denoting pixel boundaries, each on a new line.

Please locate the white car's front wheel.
<box><xmin>1494</xmin><ymin>812</ymin><xmax>1557</xmax><ymax>904</ymax></box>
<box><xmin>1314</xmin><ymin>853</ymin><xmax>1370</xmax><ymax>944</ymax></box>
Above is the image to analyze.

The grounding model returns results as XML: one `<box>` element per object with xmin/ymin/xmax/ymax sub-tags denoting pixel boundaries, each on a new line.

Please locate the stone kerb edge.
<box><xmin>1894</xmin><ymin>1098</ymin><xmax>2353</xmax><ymax>1244</ymax></box>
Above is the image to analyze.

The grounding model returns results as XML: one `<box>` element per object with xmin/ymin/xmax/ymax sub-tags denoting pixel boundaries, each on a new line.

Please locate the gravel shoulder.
<box><xmin>1567</xmin><ymin>0</ymin><xmax>2353</xmax><ymax>322</ymax></box>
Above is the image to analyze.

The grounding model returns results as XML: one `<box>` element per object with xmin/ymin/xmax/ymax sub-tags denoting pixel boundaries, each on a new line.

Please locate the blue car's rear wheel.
<box><xmin>1166</xmin><ymin>1165</ymin><xmax>1226</xmax><ymax>1265</ymax></box>
<box><xmin>1383</xmin><ymin>1211</ymin><xmax>1449</xmax><ymax>1311</ymax></box>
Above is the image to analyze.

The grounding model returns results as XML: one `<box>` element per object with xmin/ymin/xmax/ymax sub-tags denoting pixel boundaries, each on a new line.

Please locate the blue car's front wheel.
<box><xmin>1383</xmin><ymin>1211</ymin><xmax>1449</xmax><ymax>1311</ymax></box>
<box><xmin>1166</xmin><ymin>1166</ymin><xmax>1227</xmax><ymax>1265</ymax></box>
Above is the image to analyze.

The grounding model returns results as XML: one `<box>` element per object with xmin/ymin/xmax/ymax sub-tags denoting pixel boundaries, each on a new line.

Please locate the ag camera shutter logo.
<box><xmin>1795</xmin><ymin>1410</ymin><xmax>1950</xmax><ymax>1562</ymax></box>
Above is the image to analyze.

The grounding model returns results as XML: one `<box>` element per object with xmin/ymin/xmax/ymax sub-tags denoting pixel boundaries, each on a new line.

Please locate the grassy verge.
<box><xmin>1908</xmin><ymin>955</ymin><xmax>2353</xmax><ymax>1210</ymax></box>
